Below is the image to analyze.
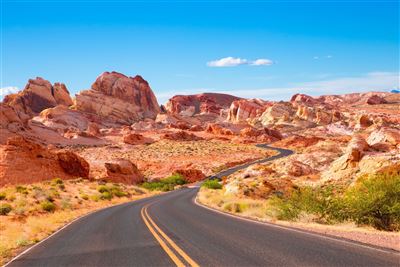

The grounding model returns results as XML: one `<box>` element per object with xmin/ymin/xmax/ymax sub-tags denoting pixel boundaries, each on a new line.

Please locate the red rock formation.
<box><xmin>104</xmin><ymin>159</ymin><xmax>143</xmax><ymax>184</ymax></box>
<box><xmin>162</xmin><ymin>130</ymin><xmax>203</xmax><ymax>141</ymax></box>
<box><xmin>166</xmin><ymin>93</ymin><xmax>240</xmax><ymax>116</ymax></box>
<box><xmin>189</xmin><ymin>125</ymin><xmax>204</xmax><ymax>132</ymax></box>
<box><xmin>174</xmin><ymin>169</ymin><xmax>206</xmax><ymax>183</ymax></box>
<box><xmin>123</xmin><ymin>133</ymin><xmax>154</xmax><ymax>145</ymax></box>
<box><xmin>290</xmin><ymin>93</ymin><xmax>320</xmax><ymax>105</ymax></box>
<box><xmin>0</xmin><ymin>136</ymin><xmax>89</xmax><ymax>186</ymax></box>
<box><xmin>205</xmin><ymin>123</ymin><xmax>234</xmax><ymax>135</ymax></box>
<box><xmin>3</xmin><ymin>77</ymin><xmax>73</xmax><ymax>117</ymax></box>
<box><xmin>366</xmin><ymin>95</ymin><xmax>388</xmax><ymax>105</ymax></box>
<box><xmin>227</xmin><ymin>99</ymin><xmax>271</xmax><ymax>123</ymax></box>
<box><xmin>76</xmin><ymin>71</ymin><xmax>160</xmax><ymax>124</ymax></box>
<box><xmin>57</xmin><ymin>151</ymin><xmax>90</xmax><ymax>177</ymax></box>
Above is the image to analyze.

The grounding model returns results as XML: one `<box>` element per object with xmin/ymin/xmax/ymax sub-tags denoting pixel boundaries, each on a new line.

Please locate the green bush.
<box><xmin>342</xmin><ymin>173</ymin><xmax>400</xmax><ymax>231</ymax></box>
<box><xmin>41</xmin><ymin>201</ymin><xmax>56</xmax><ymax>212</ymax></box>
<box><xmin>0</xmin><ymin>203</ymin><xmax>12</xmax><ymax>215</ymax></box>
<box><xmin>162</xmin><ymin>173</ymin><xmax>186</xmax><ymax>185</ymax></box>
<box><xmin>270</xmin><ymin>173</ymin><xmax>400</xmax><ymax>231</ymax></box>
<box><xmin>0</xmin><ymin>192</ymin><xmax>6</xmax><ymax>200</ymax></box>
<box><xmin>80</xmin><ymin>194</ymin><xmax>89</xmax><ymax>200</ymax></box>
<box><xmin>100</xmin><ymin>191</ymin><xmax>113</xmax><ymax>200</ymax></box>
<box><xmin>141</xmin><ymin>174</ymin><xmax>186</xmax><ymax>191</ymax></box>
<box><xmin>202</xmin><ymin>179</ymin><xmax>223</xmax><ymax>190</ymax></box>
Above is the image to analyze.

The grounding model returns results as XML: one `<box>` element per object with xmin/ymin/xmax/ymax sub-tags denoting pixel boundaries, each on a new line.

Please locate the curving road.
<box><xmin>6</xmin><ymin>147</ymin><xmax>400</xmax><ymax>267</ymax></box>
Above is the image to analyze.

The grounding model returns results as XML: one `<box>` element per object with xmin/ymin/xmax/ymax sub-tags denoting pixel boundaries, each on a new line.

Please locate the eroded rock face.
<box><xmin>259</xmin><ymin>102</ymin><xmax>295</xmax><ymax>125</ymax></box>
<box><xmin>57</xmin><ymin>151</ymin><xmax>90</xmax><ymax>177</ymax></box>
<box><xmin>166</xmin><ymin>93</ymin><xmax>240</xmax><ymax>116</ymax></box>
<box><xmin>3</xmin><ymin>77</ymin><xmax>73</xmax><ymax>117</ymax></box>
<box><xmin>174</xmin><ymin>169</ymin><xmax>206</xmax><ymax>183</ymax></box>
<box><xmin>205</xmin><ymin>123</ymin><xmax>234</xmax><ymax>135</ymax></box>
<box><xmin>105</xmin><ymin>159</ymin><xmax>143</xmax><ymax>184</ymax></box>
<box><xmin>367</xmin><ymin>127</ymin><xmax>400</xmax><ymax>148</ymax></box>
<box><xmin>0</xmin><ymin>136</ymin><xmax>89</xmax><ymax>186</ymax></box>
<box><xmin>76</xmin><ymin>71</ymin><xmax>160</xmax><ymax>124</ymax></box>
<box><xmin>227</xmin><ymin>99</ymin><xmax>271</xmax><ymax>123</ymax></box>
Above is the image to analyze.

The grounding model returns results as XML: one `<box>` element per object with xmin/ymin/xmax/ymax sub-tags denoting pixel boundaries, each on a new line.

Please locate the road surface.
<box><xmin>6</xmin><ymin>147</ymin><xmax>400</xmax><ymax>267</ymax></box>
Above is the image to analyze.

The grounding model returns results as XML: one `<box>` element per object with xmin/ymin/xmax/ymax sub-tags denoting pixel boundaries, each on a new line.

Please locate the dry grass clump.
<box><xmin>0</xmin><ymin>178</ymin><xmax>154</xmax><ymax>265</ymax></box>
<box><xmin>198</xmin><ymin>188</ymin><xmax>275</xmax><ymax>220</ymax></box>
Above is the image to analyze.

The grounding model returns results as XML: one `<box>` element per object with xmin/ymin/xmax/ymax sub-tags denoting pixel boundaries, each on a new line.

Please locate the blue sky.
<box><xmin>1</xmin><ymin>0</ymin><xmax>399</xmax><ymax>104</ymax></box>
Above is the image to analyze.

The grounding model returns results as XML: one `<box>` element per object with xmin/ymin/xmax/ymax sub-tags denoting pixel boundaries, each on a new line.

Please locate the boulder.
<box><xmin>76</xmin><ymin>71</ymin><xmax>160</xmax><ymax>124</ymax></box>
<box><xmin>57</xmin><ymin>151</ymin><xmax>90</xmax><ymax>177</ymax></box>
<box><xmin>123</xmin><ymin>133</ymin><xmax>154</xmax><ymax>145</ymax></box>
<box><xmin>104</xmin><ymin>159</ymin><xmax>143</xmax><ymax>184</ymax></box>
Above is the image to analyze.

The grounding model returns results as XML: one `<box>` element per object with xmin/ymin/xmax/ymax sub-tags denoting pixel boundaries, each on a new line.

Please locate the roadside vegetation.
<box><xmin>0</xmin><ymin>178</ymin><xmax>154</xmax><ymax>265</ymax></box>
<box><xmin>271</xmin><ymin>173</ymin><xmax>400</xmax><ymax>231</ymax></box>
<box><xmin>199</xmin><ymin>173</ymin><xmax>400</xmax><ymax>231</ymax></box>
<box><xmin>141</xmin><ymin>173</ymin><xmax>186</xmax><ymax>191</ymax></box>
<box><xmin>201</xmin><ymin>179</ymin><xmax>223</xmax><ymax>190</ymax></box>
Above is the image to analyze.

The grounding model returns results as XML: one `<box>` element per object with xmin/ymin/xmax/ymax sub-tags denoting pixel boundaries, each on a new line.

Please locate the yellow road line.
<box><xmin>144</xmin><ymin>207</ymin><xmax>200</xmax><ymax>267</ymax></box>
<box><xmin>141</xmin><ymin>207</ymin><xmax>185</xmax><ymax>267</ymax></box>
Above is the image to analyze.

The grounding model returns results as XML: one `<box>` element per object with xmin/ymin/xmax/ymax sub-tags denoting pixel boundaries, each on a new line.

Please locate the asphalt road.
<box><xmin>6</xmin><ymin>147</ymin><xmax>400</xmax><ymax>267</ymax></box>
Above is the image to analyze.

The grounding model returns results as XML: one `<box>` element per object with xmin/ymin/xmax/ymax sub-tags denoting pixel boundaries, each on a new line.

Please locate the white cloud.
<box><xmin>0</xmin><ymin>86</ymin><xmax>20</xmax><ymax>100</ymax></box>
<box><xmin>207</xmin><ymin>57</ymin><xmax>248</xmax><ymax>67</ymax></box>
<box><xmin>250</xmin><ymin>59</ymin><xmax>274</xmax><ymax>66</ymax></box>
<box><xmin>207</xmin><ymin>57</ymin><xmax>274</xmax><ymax>67</ymax></box>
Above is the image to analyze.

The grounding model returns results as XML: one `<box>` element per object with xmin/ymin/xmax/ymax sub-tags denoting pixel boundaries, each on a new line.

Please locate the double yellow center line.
<box><xmin>141</xmin><ymin>205</ymin><xmax>199</xmax><ymax>267</ymax></box>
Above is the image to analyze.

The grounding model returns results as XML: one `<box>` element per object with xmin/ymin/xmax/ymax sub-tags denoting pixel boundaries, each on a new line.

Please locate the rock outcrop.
<box><xmin>165</xmin><ymin>93</ymin><xmax>240</xmax><ymax>116</ymax></box>
<box><xmin>3</xmin><ymin>77</ymin><xmax>73</xmax><ymax>117</ymax></box>
<box><xmin>205</xmin><ymin>123</ymin><xmax>234</xmax><ymax>135</ymax></box>
<box><xmin>227</xmin><ymin>99</ymin><xmax>271</xmax><ymax>123</ymax></box>
<box><xmin>0</xmin><ymin>136</ymin><xmax>89</xmax><ymax>186</ymax></box>
<box><xmin>123</xmin><ymin>133</ymin><xmax>154</xmax><ymax>145</ymax></box>
<box><xmin>174</xmin><ymin>169</ymin><xmax>206</xmax><ymax>183</ymax></box>
<box><xmin>104</xmin><ymin>159</ymin><xmax>143</xmax><ymax>184</ymax></box>
<box><xmin>76</xmin><ymin>71</ymin><xmax>160</xmax><ymax>124</ymax></box>
<box><xmin>162</xmin><ymin>130</ymin><xmax>203</xmax><ymax>141</ymax></box>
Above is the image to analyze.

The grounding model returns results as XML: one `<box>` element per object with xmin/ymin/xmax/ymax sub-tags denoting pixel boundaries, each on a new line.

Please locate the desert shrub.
<box><xmin>0</xmin><ymin>192</ymin><xmax>6</xmax><ymax>200</ymax></box>
<box><xmin>60</xmin><ymin>199</ymin><xmax>72</xmax><ymax>210</ymax></box>
<box><xmin>97</xmin><ymin>185</ymin><xmax>109</xmax><ymax>194</ymax></box>
<box><xmin>162</xmin><ymin>173</ymin><xmax>186</xmax><ymax>185</ymax></box>
<box><xmin>342</xmin><ymin>173</ymin><xmax>400</xmax><ymax>231</ymax></box>
<box><xmin>270</xmin><ymin>173</ymin><xmax>400</xmax><ymax>231</ymax></box>
<box><xmin>15</xmin><ymin>185</ymin><xmax>28</xmax><ymax>195</ymax></box>
<box><xmin>40</xmin><ymin>201</ymin><xmax>56</xmax><ymax>212</ymax></box>
<box><xmin>52</xmin><ymin>178</ymin><xmax>64</xmax><ymax>185</ymax></box>
<box><xmin>100</xmin><ymin>191</ymin><xmax>113</xmax><ymax>200</ymax></box>
<box><xmin>0</xmin><ymin>204</ymin><xmax>12</xmax><ymax>215</ymax></box>
<box><xmin>80</xmin><ymin>194</ymin><xmax>89</xmax><ymax>200</ymax></box>
<box><xmin>202</xmin><ymin>179</ymin><xmax>223</xmax><ymax>190</ymax></box>
<box><xmin>223</xmin><ymin>202</ymin><xmax>248</xmax><ymax>213</ymax></box>
<box><xmin>141</xmin><ymin>174</ymin><xmax>186</xmax><ymax>191</ymax></box>
<box><xmin>90</xmin><ymin>194</ymin><xmax>100</xmax><ymax>202</ymax></box>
